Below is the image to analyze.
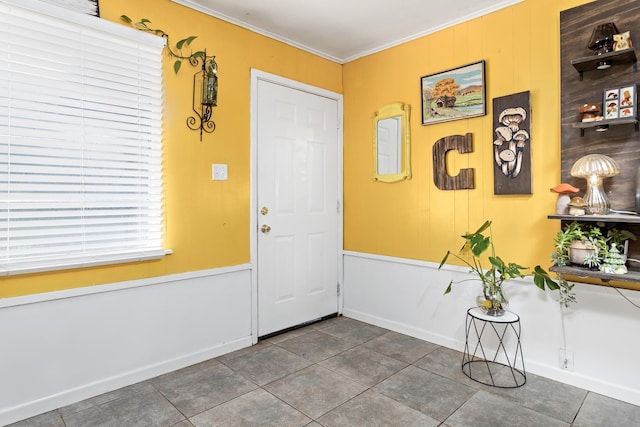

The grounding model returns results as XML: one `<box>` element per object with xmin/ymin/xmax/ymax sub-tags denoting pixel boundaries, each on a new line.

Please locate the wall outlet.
<box><xmin>560</xmin><ymin>349</ymin><xmax>574</xmax><ymax>371</ymax></box>
<box><xmin>212</xmin><ymin>164</ymin><xmax>228</xmax><ymax>181</ymax></box>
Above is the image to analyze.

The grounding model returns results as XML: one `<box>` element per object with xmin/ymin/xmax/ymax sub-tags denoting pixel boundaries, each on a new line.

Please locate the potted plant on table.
<box><xmin>439</xmin><ymin>220</ymin><xmax>573</xmax><ymax>316</ymax></box>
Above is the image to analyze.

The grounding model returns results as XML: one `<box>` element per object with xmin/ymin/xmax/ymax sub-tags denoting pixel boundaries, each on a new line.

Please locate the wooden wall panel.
<box><xmin>560</xmin><ymin>0</ymin><xmax>640</xmax><ymax>260</ymax></box>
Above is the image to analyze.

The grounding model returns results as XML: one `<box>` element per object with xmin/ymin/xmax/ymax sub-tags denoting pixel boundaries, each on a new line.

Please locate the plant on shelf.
<box><xmin>439</xmin><ymin>220</ymin><xmax>574</xmax><ymax>316</ymax></box>
<box><xmin>552</xmin><ymin>221</ymin><xmax>636</xmax><ymax>270</ymax></box>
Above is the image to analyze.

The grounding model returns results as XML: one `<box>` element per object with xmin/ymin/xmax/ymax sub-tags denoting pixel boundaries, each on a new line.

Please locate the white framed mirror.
<box><xmin>373</xmin><ymin>102</ymin><xmax>411</xmax><ymax>182</ymax></box>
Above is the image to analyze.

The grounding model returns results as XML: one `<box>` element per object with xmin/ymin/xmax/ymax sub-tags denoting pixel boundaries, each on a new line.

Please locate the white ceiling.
<box><xmin>171</xmin><ymin>0</ymin><xmax>522</xmax><ymax>63</ymax></box>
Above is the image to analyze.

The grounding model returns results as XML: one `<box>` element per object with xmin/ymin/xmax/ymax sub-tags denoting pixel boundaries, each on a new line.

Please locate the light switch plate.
<box><xmin>212</xmin><ymin>164</ymin><xmax>228</xmax><ymax>180</ymax></box>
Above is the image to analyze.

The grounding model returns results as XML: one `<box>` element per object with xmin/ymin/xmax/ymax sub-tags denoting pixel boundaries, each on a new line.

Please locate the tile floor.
<box><xmin>10</xmin><ymin>316</ymin><xmax>640</xmax><ymax>427</ymax></box>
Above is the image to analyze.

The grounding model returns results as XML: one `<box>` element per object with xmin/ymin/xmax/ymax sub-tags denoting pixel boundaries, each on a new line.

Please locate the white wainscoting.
<box><xmin>343</xmin><ymin>251</ymin><xmax>640</xmax><ymax>407</ymax></box>
<box><xmin>0</xmin><ymin>265</ymin><xmax>253</xmax><ymax>426</ymax></box>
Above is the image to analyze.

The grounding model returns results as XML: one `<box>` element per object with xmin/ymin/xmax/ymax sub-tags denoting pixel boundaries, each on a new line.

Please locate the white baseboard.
<box><xmin>0</xmin><ymin>266</ymin><xmax>254</xmax><ymax>426</ymax></box>
<box><xmin>343</xmin><ymin>251</ymin><xmax>640</xmax><ymax>407</ymax></box>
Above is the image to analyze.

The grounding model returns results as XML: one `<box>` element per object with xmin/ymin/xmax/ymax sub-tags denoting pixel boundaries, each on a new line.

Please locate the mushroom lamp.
<box><xmin>570</xmin><ymin>154</ymin><xmax>620</xmax><ymax>215</ymax></box>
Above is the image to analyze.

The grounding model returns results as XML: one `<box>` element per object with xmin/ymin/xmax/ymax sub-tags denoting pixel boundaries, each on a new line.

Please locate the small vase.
<box><xmin>477</xmin><ymin>290</ymin><xmax>509</xmax><ymax>316</ymax></box>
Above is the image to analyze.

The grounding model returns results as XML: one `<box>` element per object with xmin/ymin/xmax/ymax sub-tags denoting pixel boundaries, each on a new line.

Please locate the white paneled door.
<box><xmin>256</xmin><ymin>77</ymin><xmax>340</xmax><ymax>337</ymax></box>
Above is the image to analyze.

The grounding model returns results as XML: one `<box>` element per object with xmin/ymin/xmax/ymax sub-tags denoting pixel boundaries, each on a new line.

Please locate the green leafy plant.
<box><xmin>121</xmin><ymin>15</ymin><xmax>206</xmax><ymax>74</ymax></box>
<box><xmin>439</xmin><ymin>220</ymin><xmax>570</xmax><ymax>310</ymax></box>
<box><xmin>552</xmin><ymin>221</ymin><xmax>636</xmax><ymax>268</ymax></box>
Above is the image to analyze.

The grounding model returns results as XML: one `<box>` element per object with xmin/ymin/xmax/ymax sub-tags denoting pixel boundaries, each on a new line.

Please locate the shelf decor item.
<box><xmin>588</xmin><ymin>22</ymin><xmax>619</xmax><ymax>68</ymax></box>
<box><xmin>613</xmin><ymin>31</ymin><xmax>633</xmax><ymax>51</ymax></box>
<box><xmin>603</xmin><ymin>85</ymin><xmax>636</xmax><ymax>121</ymax></box>
<box><xmin>578</xmin><ymin>103</ymin><xmax>601</xmax><ymax>122</ymax></box>
<box><xmin>570</xmin><ymin>154</ymin><xmax>620</xmax><ymax>215</ymax></box>
<box><xmin>550</xmin><ymin>183</ymin><xmax>580</xmax><ymax>215</ymax></box>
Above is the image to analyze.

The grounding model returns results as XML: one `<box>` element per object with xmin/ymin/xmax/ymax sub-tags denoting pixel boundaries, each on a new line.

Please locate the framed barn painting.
<box><xmin>492</xmin><ymin>91</ymin><xmax>532</xmax><ymax>195</ymax></box>
<box><xmin>420</xmin><ymin>60</ymin><xmax>486</xmax><ymax>125</ymax></box>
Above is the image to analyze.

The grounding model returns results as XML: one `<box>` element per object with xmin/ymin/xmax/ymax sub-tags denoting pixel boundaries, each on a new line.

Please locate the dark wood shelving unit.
<box><xmin>571</xmin><ymin>48</ymin><xmax>637</xmax><ymax>80</ymax></box>
<box><xmin>548</xmin><ymin>214</ymin><xmax>640</xmax><ymax>224</ymax></box>
<box><xmin>549</xmin><ymin>265</ymin><xmax>640</xmax><ymax>291</ymax></box>
<box><xmin>572</xmin><ymin>117</ymin><xmax>639</xmax><ymax>136</ymax></box>
<box><xmin>559</xmin><ymin>2</ymin><xmax>640</xmax><ymax>291</ymax></box>
<box><xmin>548</xmin><ymin>215</ymin><xmax>640</xmax><ymax>289</ymax></box>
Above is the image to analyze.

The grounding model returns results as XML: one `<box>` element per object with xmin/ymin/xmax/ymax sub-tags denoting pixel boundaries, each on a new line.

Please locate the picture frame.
<box><xmin>492</xmin><ymin>91</ymin><xmax>532</xmax><ymax>195</ymax></box>
<box><xmin>603</xmin><ymin>85</ymin><xmax>636</xmax><ymax>120</ymax></box>
<box><xmin>618</xmin><ymin>85</ymin><xmax>636</xmax><ymax>118</ymax></box>
<box><xmin>604</xmin><ymin>88</ymin><xmax>620</xmax><ymax>120</ymax></box>
<box><xmin>421</xmin><ymin>60</ymin><xmax>486</xmax><ymax>125</ymax></box>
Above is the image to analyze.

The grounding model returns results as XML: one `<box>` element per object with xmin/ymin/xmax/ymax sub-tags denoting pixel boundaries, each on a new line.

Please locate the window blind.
<box><xmin>0</xmin><ymin>0</ymin><xmax>167</xmax><ymax>275</ymax></box>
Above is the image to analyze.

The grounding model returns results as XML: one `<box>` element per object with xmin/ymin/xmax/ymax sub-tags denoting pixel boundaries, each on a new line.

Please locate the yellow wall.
<box><xmin>0</xmin><ymin>0</ymin><xmax>342</xmax><ymax>298</ymax></box>
<box><xmin>0</xmin><ymin>0</ymin><xmax>591</xmax><ymax>298</ymax></box>
<box><xmin>343</xmin><ymin>0</ymin><xmax>591</xmax><ymax>270</ymax></box>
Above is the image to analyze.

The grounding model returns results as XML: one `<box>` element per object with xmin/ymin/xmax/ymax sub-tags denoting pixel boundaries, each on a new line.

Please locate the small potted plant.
<box><xmin>439</xmin><ymin>220</ymin><xmax>569</xmax><ymax>316</ymax></box>
<box><xmin>552</xmin><ymin>221</ymin><xmax>636</xmax><ymax>270</ymax></box>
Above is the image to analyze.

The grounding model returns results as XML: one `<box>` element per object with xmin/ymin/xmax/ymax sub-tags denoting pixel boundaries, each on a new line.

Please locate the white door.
<box><xmin>256</xmin><ymin>77</ymin><xmax>340</xmax><ymax>337</ymax></box>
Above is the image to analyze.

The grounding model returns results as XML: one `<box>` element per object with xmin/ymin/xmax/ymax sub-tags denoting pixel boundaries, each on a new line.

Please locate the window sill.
<box><xmin>0</xmin><ymin>249</ymin><xmax>172</xmax><ymax>276</ymax></box>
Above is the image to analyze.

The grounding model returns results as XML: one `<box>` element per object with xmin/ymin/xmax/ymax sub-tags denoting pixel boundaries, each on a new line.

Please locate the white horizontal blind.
<box><xmin>37</xmin><ymin>0</ymin><xmax>98</xmax><ymax>16</ymax></box>
<box><xmin>0</xmin><ymin>0</ymin><xmax>167</xmax><ymax>275</ymax></box>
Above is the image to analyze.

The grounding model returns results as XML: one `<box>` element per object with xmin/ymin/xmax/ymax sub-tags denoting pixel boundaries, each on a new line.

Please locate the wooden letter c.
<box><xmin>432</xmin><ymin>133</ymin><xmax>475</xmax><ymax>190</ymax></box>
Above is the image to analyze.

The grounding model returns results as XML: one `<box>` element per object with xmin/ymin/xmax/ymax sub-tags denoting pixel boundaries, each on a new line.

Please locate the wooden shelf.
<box><xmin>571</xmin><ymin>47</ymin><xmax>637</xmax><ymax>79</ymax></box>
<box><xmin>571</xmin><ymin>116</ymin><xmax>639</xmax><ymax>135</ymax></box>
<box><xmin>550</xmin><ymin>265</ymin><xmax>640</xmax><ymax>290</ymax></box>
<box><xmin>548</xmin><ymin>213</ymin><xmax>640</xmax><ymax>224</ymax></box>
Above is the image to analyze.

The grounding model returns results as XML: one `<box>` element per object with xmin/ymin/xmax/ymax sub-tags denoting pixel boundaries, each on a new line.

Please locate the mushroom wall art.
<box><xmin>492</xmin><ymin>91</ymin><xmax>532</xmax><ymax>194</ymax></box>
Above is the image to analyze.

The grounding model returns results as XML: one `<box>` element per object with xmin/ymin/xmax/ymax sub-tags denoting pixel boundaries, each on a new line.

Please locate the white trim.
<box><xmin>250</xmin><ymin>69</ymin><xmax>344</xmax><ymax>342</ymax></box>
<box><xmin>0</xmin><ymin>263</ymin><xmax>251</xmax><ymax>308</ymax></box>
<box><xmin>340</xmin><ymin>0</ymin><xmax>524</xmax><ymax>62</ymax></box>
<box><xmin>169</xmin><ymin>0</ymin><xmax>522</xmax><ymax>63</ymax></box>
<box><xmin>0</xmin><ymin>250</ymin><xmax>172</xmax><ymax>278</ymax></box>
<box><xmin>343</xmin><ymin>251</ymin><xmax>640</xmax><ymax>407</ymax></box>
<box><xmin>170</xmin><ymin>0</ymin><xmax>343</xmax><ymax>63</ymax></box>
<box><xmin>0</xmin><ymin>266</ymin><xmax>253</xmax><ymax>425</ymax></box>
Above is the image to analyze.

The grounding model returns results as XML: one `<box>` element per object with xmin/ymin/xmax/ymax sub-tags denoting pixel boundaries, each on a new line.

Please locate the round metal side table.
<box><xmin>462</xmin><ymin>307</ymin><xmax>526</xmax><ymax>388</ymax></box>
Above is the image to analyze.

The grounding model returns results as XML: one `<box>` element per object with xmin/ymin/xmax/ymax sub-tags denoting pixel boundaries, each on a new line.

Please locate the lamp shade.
<box><xmin>570</xmin><ymin>154</ymin><xmax>620</xmax><ymax>178</ymax></box>
<box><xmin>588</xmin><ymin>23</ymin><xmax>619</xmax><ymax>55</ymax></box>
<box><xmin>570</xmin><ymin>154</ymin><xmax>620</xmax><ymax>215</ymax></box>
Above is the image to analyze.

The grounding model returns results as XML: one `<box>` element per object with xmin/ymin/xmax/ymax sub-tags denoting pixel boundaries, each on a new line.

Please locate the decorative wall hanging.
<box><xmin>421</xmin><ymin>61</ymin><xmax>486</xmax><ymax>125</ymax></box>
<box><xmin>492</xmin><ymin>91</ymin><xmax>532</xmax><ymax>195</ymax></box>
<box><xmin>122</xmin><ymin>16</ymin><xmax>218</xmax><ymax>140</ymax></box>
<box><xmin>603</xmin><ymin>84</ymin><xmax>636</xmax><ymax>120</ymax></box>
<box><xmin>39</xmin><ymin>0</ymin><xmax>99</xmax><ymax>16</ymax></box>
<box><xmin>432</xmin><ymin>133</ymin><xmax>475</xmax><ymax>190</ymax></box>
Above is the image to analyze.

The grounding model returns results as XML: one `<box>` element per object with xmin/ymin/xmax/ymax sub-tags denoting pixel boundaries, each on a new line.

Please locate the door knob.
<box><xmin>261</xmin><ymin>206</ymin><xmax>269</xmax><ymax>215</ymax></box>
<box><xmin>261</xmin><ymin>224</ymin><xmax>271</xmax><ymax>234</ymax></box>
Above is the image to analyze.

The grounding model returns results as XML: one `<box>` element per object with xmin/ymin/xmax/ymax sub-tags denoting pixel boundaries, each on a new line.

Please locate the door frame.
<box><xmin>250</xmin><ymin>69</ymin><xmax>344</xmax><ymax>344</ymax></box>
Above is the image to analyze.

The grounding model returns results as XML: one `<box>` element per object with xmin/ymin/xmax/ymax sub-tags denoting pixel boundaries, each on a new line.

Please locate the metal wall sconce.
<box><xmin>187</xmin><ymin>51</ymin><xmax>218</xmax><ymax>140</ymax></box>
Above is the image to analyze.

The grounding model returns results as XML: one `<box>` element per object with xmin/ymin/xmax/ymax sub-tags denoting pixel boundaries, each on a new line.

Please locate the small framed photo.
<box><xmin>604</xmin><ymin>88</ymin><xmax>619</xmax><ymax>119</ymax></box>
<box><xmin>619</xmin><ymin>85</ymin><xmax>635</xmax><ymax>108</ymax></box>
<box><xmin>604</xmin><ymin>85</ymin><xmax>636</xmax><ymax>120</ymax></box>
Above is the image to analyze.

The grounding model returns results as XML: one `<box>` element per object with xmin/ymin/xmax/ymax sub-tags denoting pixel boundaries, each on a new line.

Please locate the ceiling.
<box><xmin>170</xmin><ymin>0</ymin><xmax>522</xmax><ymax>63</ymax></box>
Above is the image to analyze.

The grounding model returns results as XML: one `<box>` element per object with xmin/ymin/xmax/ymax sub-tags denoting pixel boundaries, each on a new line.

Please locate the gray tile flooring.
<box><xmin>10</xmin><ymin>316</ymin><xmax>640</xmax><ymax>426</ymax></box>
